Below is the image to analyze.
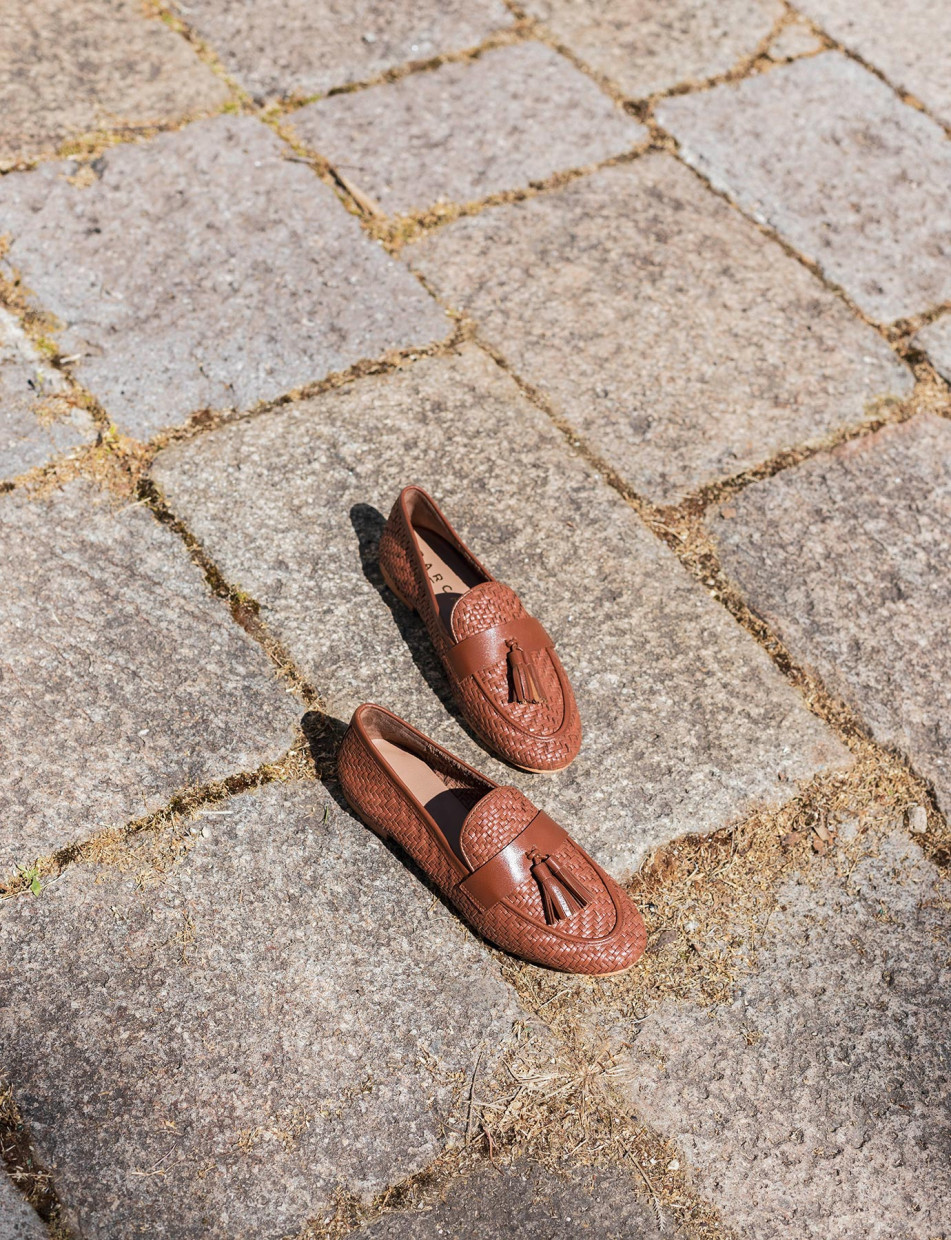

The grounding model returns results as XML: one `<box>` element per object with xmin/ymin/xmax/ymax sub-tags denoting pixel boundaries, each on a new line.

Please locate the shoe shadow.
<box><xmin>349</xmin><ymin>502</ymin><xmax>462</xmax><ymax>724</ymax></box>
<box><xmin>301</xmin><ymin>704</ymin><xmax>466</xmax><ymax>926</ymax></box>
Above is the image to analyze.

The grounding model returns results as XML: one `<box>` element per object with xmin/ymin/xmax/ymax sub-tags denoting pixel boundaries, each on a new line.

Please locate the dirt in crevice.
<box><xmin>0</xmin><ymin>1081</ymin><xmax>73</xmax><ymax>1235</ymax></box>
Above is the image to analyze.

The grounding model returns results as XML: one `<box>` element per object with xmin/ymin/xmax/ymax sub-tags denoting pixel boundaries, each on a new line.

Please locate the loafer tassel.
<box><xmin>529</xmin><ymin>850</ymin><xmax>595</xmax><ymax>924</ymax></box>
<box><xmin>508</xmin><ymin>640</ymin><xmax>545</xmax><ymax>705</ymax></box>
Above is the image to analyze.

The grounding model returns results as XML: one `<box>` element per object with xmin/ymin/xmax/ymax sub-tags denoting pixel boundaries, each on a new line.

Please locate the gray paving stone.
<box><xmin>290</xmin><ymin>42</ymin><xmax>645</xmax><ymax>216</ymax></box>
<box><xmin>0</xmin><ymin>115</ymin><xmax>448</xmax><ymax>440</ymax></box>
<box><xmin>152</xmin><ymin>346</ymin><xmax>848</xmax><ymax>877</ymax></box>
<box><xmin>0</xmin><ymin>1172</ymin><xmax>45</xmax><ymax>1240</ymax></box>
<box><xmin>355</xmin><ymin>1157</ymin><xmax>667</xmax><ymax>1238</ymax></box>
<box><xmin>707</xmin><ymin>414</ymin><xmax>951</xmax><ymax>817</ymax></box>
<box><xmin>796</xmin><ymin>0</ymin><xmax>951</xmax><ymax>127</ymax></box>
<box><xmin>614</xmin><ymin>827</ymin><xmax>951</xmax><ymax>1239</ymax></box>
<box><xmin>404</xmin><ymin>155</ymin><xmax>911</xmax><ymax>504</ymax></box>
<box><xmin>0</xmin><ymin>0</ymin><xmax>229</xmax><ymax>166</ymax></box>
<box><xmin>0</xmin><ymin>480</ymin><xmax>298</xmax><ymax>873</ymax></box>
<box><xmin>523</xmin><ymin>0</ymin><xmax>783</xmax><ymax>98</ymax></box>
<box><xmin>0</xmin><ymin>309</ymin><xmax>95</xmax><ymax>482</ymax></box>
<box><xmin>0</xmin><ymin>781</ymin><xmax>523</xmax><ymax>1239</ymax></box>
<box><xmin>914</xmin><ymin>314</ymin><xmax>951</xmax><ymax>384</ymax></box>
<box><xmin>183</xmin><ymin>0</ymin><xmax>514</xmax><ymax>101</ymax></box>
<box><xmin>658</xmin><ymin>53</ymin><xmax>951</xmax><ymax>322</ymax></box>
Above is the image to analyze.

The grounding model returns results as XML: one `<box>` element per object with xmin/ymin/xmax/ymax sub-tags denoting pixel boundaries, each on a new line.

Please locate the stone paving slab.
<box><xmin>914</xmin><ymin>315</ymin><xmax>951</xmax><ymax>385</ymax></box>
<box><xmin>796</xmin><ymin>0</ymin><xmax>951</xmax><ymax>127</ymax></box>
<box><xmin>522</xmin><ymin>0</ymin><xmax>782</xmax><ymax>99</ymax></box>
<box><xmin>152</xmin><ymin>346</ymin><xmax>847</xmax><ymax>877</ymax></box>
<box><xmin>0</xmin><ymin>115</ymin><xmax>448</xmax><ymax>441</ymax></box>
<box><xmin>613</xmin><ymin>827</ymin><xmax>951</xmax><ymax>1239</ymax></box>
<box><xmin>0</xmin><ymin>1173</ymin><xmax>45</xmax><ymax>1240</ymax></box>
<box><xmin>354</xmin><ymin>1157</ymin><xmax>668</xmax><ymax>1238</ymax></box>
<box><xmin>290</xmin><ymin>42</ymin><xmax>646</xmax><ymax>217</ymax></box>
<box><xmin>183</xmin><ymin>0</ymin><xmax>514</xmax><ymax>101</ymax></box>
<box><xmin>0</xmin><ymin>309</ymin><xmax>95</xmax><ymax>482</ymax></box>
<box><xmin>0</xmin><ymin>0</ymin><xmax>229</xmax><ymax>166</ymax></box>
<box><xmin>404</xmin><ymin>155</ymin><xmax>911</xmax><ymax>504</ymax></box>
<box><xmin>0</xmin><ymin>781</ymin><xmax>523</xmax><ymax>1239</ymax></box>
<box><xmin>657</xmin><ymin>53</ymin><xmax>951</xmax><ymax>323</ymax></box>
<box><xmin>707</xmin><ymin>413</ymin><xmax>951</xmax><ymax>818</ymax></box>
<box><xmin>0</xmin><ymin>480</ymin><xmax>299</xmax><ymax>873</ymax></box>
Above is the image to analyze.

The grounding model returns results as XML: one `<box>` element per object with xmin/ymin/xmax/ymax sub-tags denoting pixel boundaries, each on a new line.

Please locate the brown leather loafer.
<box><xmin>338</xmin><ymin>704</ymin><xmax>645</xmax><ymax>975</ymax></box>
<box><xmin>377</xmin><ymin>485</ymin><xmax>582</xmax><ymax>772</ymax></box>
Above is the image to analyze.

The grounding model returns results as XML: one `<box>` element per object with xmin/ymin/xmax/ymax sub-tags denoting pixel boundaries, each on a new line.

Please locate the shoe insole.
<box><xmin>413</xmin><ymin>526</ymin><xmax>483</xmax><ymax>628</ymax></box>
<box><xmin>371</xmin><ymin>737</ymin><xmax>473</xmax><ymax>859</ymax></box>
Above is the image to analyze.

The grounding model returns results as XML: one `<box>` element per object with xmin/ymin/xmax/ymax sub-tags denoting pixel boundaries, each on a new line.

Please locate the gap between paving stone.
<box><xmin>175</xmin><ymin>0</ymin><xmax>517</xmax><ymax>103</ymax></box>
<box><xmin>0</xmin><ymin>307</ymin><xmax>95</xmax><ymax>485</ymax></box>
<box><xmin>0</xmin><ymin>1082</ymin><xmax>59</xmax><ymax>1238</ymax></box>
<box><xmin>515</xmin><ymin>0</ymin><xmax>785</xmax><ymax>102</ymax></box>
<box><xmin>0</xmin><ymin>1166</ymin><xmax>46</xmax><ymax>1240</ymax></box>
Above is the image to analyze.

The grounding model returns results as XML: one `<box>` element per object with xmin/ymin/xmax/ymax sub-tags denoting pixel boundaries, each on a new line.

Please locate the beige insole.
<box><xmin>414</xmin><ymin>526</ymin><xmax>483</xmax><ymax>627</ymax></box>
<box><xmin>371</xmin><ymin>737</ymin><xmax>473</xmax><ymax>858</ymax></box>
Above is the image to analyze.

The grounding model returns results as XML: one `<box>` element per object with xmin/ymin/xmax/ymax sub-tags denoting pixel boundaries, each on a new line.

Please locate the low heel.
<box><xmin>378</xmin><ymin>520</ymin><xmax>420</xmax><ymax>613</ymax></box>
<box><xmin>379</xmin><ymin>560</ymin><xmax>416</xmax><ymax>613</ymax></box>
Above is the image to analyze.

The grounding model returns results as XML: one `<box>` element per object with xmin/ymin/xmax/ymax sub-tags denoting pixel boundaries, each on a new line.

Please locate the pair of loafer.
<box><xmin>337</xmin><ymin>486</ymin><xmax>646</xmax><ymax>975</ymax></box>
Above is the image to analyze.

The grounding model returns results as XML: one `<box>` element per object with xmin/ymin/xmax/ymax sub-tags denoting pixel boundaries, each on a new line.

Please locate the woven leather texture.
<box><xmin>337</xmin><ymin>712</ymin><xmax>646</xmax><ymax>975</ymax></box>
<box><xmin>378</xmin><ymin>491</ymin><xmax>583</xmax><ymax>772</ymax></box>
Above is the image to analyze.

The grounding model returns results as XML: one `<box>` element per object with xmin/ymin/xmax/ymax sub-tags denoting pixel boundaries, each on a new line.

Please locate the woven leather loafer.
<box><xmin>338</xmin><ymin>704</ymin><xmax>646</xmax><ymax>975</ymax></box>
<box><xmin>377</xmin><ymin>485</ymin><xmax>582</xmax><ymax>772</ymax></box>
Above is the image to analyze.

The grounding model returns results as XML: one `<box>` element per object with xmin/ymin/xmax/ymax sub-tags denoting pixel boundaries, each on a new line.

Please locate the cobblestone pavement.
<box><xmin>1</xmin><ymin>3</ymin><xmax>949</xmax><ymax>1238</ymax></box>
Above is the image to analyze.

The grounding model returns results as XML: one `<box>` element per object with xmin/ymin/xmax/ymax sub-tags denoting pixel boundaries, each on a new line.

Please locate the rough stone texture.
<box><xmin>708</xmin><ymin>414</ymin><xmax>951</xmax><ymax>817</ymax></box>
<box><xmin>616</xmin><ymin>828</ymin><xmax>951</xmax><ymax>1239</ymax></box>
<box><xmin>0</xmin><ymin>782</ymin><xmax>523</xmax><ymax>1240</ymax></box>
<box><xmin>291</xmin><ymin>42</ymin><xmax>646</xmax><ymax>216</ymax></box>
<box><xmin>0</xmin><ymin>1173</ymin><xmax>45</xmax><ymax>1240</ymax></box>
<box><xmin>0</xmin><ymin>309</ymin><xmax>94</xmax><ymax>482</ymax></box>
<box><xmin>767</xmin><ymin>19</ymin><xmax>825</xmax><ymax>61</ymax></box>
<box><xmin>0</xmin><ymin>115</ymin><xmax>448</xmax><ymax>440</ymax></box>
<box><xmin>405</xmin><ymin>155</ymin><xmax>911</xmax><ymax>503</ymax></box>
<box><xmin>0</xmin><ymin>480</ymin><xmax>299</xmax><ymax>872</ymax></box>
<box><xmin>152</xmin><ymin>346</ymin><xmax>847</xmax><ymax>877</ymax></box>
<box><xmin>522</xmin><ymin>0</ymin><xmax>782</xmax><ymax>98</ymax></box>
<box><xmin>796</xmin><ymin>0</ymin><xmax>951</xmax><ymax>127</ymax></box>
<box><xmin>0</xmin><ymin>0</ymin><xmax>229</xmax><ymax>165</ymax></box>
<box><xmin>183</xmin><ymin>0</ymin><xmax>514</xmax><ymax>101</ymax></box>
<box><xmin>658</xmin><ymin>53</ymin><xmax>951</xmax><ymax>322</ymax></box>
<box><xmin>914</xmin><ymin>314</ymin><xmax>951</xmax><ymax>384</ymax></box>
<box><xmin>355</xmin><ymin>1158</ymin><xmax>667</xmax><ymax>1238</ymax></box>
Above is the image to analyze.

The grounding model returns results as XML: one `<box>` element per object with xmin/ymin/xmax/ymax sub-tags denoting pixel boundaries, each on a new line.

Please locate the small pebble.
<box><xmin>907</xmin><ymin>804</ymin><xmax>928</xmax><ymax>834</ymax></box>
<box><xmin>201</xmin><ymin>826</ymin><xmax>210</xmax><ymax>838</ymax></box>
<box><xmin>667</xmin><ymin>1158</ymin><xmax>680</xmax><ymax>1171</ymax></box>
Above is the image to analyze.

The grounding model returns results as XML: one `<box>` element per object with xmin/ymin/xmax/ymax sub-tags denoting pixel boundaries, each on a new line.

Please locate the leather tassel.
<box><xmin>529</xmin><ymin>850</ymin><xmax>595</xmax><ymax>924</ymax></box>
<box><xmin>507</xmin><ymin>641</ymin><xmax>545</xmax><ymax>705</ymax></box>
